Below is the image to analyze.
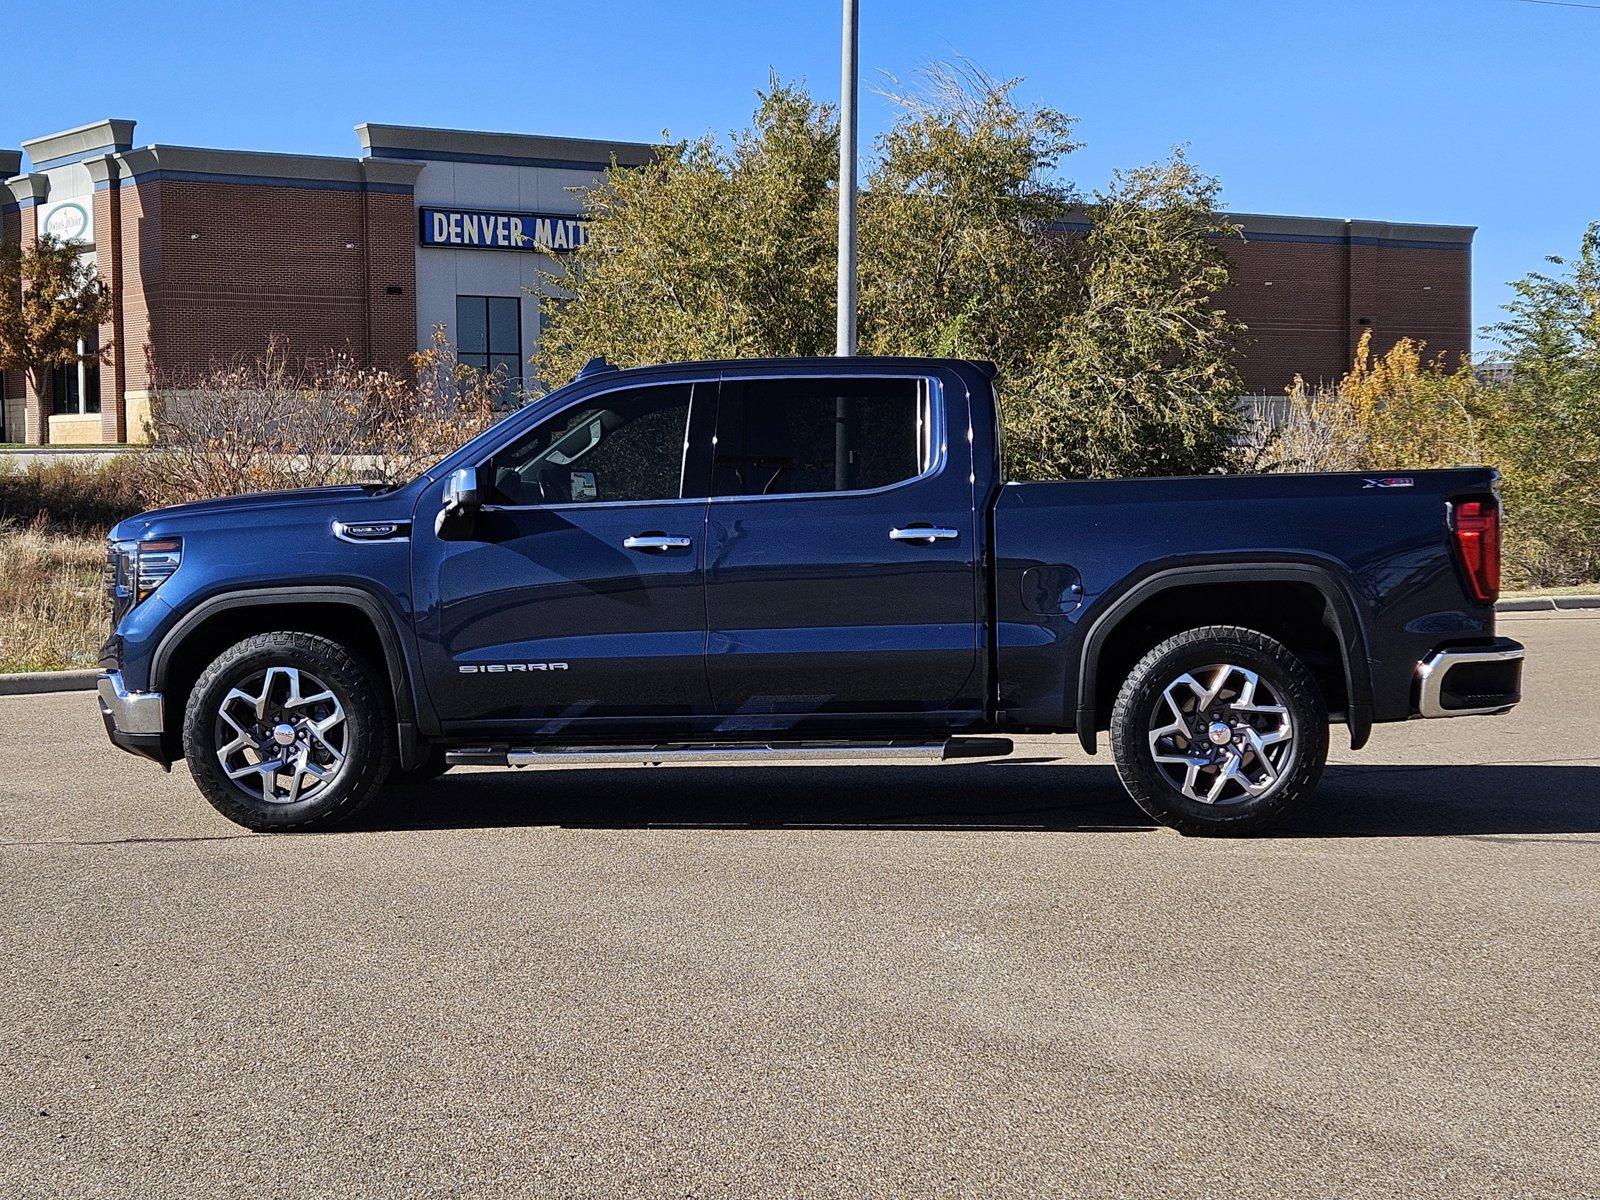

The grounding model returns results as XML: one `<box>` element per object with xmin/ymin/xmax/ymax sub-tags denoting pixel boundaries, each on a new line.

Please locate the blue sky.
<box><xmin>7</xmin><ymin>0</ymin><xmax>1596</xmax><ymax>345</ymax></box>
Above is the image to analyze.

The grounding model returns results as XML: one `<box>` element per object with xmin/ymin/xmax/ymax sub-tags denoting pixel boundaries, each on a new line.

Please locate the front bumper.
<box><xmin>97</xmin><ymin>671</ymin><xmax>170</xmax><ymax>765</ymax></box>
<box><xmin>1415</xmin><ymin>638</ymin><xmax>1525</xmax><ymax>718</ymax></box>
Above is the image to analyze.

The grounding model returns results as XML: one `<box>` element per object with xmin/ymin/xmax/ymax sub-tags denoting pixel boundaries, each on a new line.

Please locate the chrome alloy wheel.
<box><xmin>214</xmin><ymin>666</ymin><xmax>349</xmax><ymax>805</ymax></box>
<box><xmin>1147</xmin><ymin>663</ymin><xmax>1295</xmax><ymax>806</ymax></box>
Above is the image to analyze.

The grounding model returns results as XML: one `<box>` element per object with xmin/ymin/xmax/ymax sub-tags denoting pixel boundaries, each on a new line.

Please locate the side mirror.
<box><xmin>437</xmin><ymin>466</ymin><xmax>486</xmax><ymax>539</ymax></box>
<box><xmin>443</xmin><ymin>466</ymin><xmax>484</xmax><ymax>514</ymax></box>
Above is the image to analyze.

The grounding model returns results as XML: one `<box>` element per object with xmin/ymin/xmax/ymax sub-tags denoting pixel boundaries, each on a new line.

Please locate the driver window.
<box><xmin>488</xmin><ymin>384</ymin><xmax>692</xmax><ymax>505</ymax></box>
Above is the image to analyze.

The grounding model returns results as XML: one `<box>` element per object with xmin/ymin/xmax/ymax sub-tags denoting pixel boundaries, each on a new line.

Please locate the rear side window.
<box><xmin>489</xmin><ymin>384</ymin><xmax>692</xmax><ymax>505</ymax></box>
<box><xmin>712</xmin><ymin>377</ymin><xmax>932</xmax><ymax>497</ymax></box>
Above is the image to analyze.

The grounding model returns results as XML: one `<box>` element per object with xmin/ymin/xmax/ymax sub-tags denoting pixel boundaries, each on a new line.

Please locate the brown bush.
<box><xmin>139</xmin><ymin>328</ymin><xmax>508</xmax><ymax>507</ymax></box>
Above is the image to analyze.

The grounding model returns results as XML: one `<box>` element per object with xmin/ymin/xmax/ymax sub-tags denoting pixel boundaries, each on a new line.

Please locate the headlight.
<box><xmin>133</xmin><ymin>537</ymin><xmax>182</xmax><ymax>604</ymax></box>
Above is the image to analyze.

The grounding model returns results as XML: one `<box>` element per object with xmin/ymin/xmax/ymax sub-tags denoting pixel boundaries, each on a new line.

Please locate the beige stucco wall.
<box><xmin>47</xmin><ymin>413</ymin><xmax>106</xmax><ymax>444</ymax></box>
<box><xmin>124</xmin><ymin>391</ymin><xmax>155</xmax><ymax>444</ymax></box>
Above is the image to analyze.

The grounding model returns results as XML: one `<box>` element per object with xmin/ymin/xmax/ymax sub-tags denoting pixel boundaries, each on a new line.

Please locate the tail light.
<box><xmin>1450</xmin><ymin>497</ymin><xmax>1501</xmax><ymax>604</ymax></box>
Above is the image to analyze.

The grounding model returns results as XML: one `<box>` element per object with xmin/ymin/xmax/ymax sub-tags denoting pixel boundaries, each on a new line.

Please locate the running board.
<box><xmin>445</xmin><ymin>737</ymin><xmax>1013</xmax><ymax>769</ymax></box>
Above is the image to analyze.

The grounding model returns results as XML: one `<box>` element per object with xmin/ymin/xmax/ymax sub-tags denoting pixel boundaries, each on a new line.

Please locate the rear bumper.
<box><xmin>1415</xmin><ymin>638</ymin><xmax>1524</xmax><ymax>718</ymax></box>
<box><xmin>97</xmin><ymin>671</ymin><xmax>170</xmax><ymax>765</ymax></box>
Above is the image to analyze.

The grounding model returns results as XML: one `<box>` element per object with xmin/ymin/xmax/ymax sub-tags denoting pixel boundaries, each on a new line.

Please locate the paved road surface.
<box><xmin>1</xmin><ymin>614</ymin><xmax>1596</xmax><ymax>1198</ymax></box>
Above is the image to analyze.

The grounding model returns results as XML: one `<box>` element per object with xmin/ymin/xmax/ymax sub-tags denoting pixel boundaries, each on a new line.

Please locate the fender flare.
<box><xmin>149</xmin><ymin>585</ymin><xmax>430</xmax><ymax>766</ymax></box>
<box><xmin>1073</xmin><ymin>562</ymin><xmax>1374</xmax><ymax>754</ymax></box>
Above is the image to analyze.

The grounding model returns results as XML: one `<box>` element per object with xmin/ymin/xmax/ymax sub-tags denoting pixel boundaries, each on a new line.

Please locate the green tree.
<box><xmin>856</xmin><ymin>63</ymin><xmax>1081</xmax><ymax>372</ymax></box>
<box><xmin>538</xmin><ymin>68</ymin><xmax>1245</xmax><ymax>480</ymax></box>
<box><xmin>1006</xmin><ymin>152</ymin><xmax>1243</xmax><ymax>479</ymax></box>
<box><xmin>1492</xmin><ymin>222</ymin><xmax>1600</xmax><ymax>390</ymax></box>
<box><xmin>0</xmin><ymin>233</ymin><xmax>113</xmax><ymax>444</ymax></box>
<box><xmin>536</xmin><ymin>78</ymin><xmax>837</xmax><ymax>384</ymax></box>
<box><xmin>1485</xmin><ymin>223</ymin><xmax>1600</xmax><ymax>584</ymax></box>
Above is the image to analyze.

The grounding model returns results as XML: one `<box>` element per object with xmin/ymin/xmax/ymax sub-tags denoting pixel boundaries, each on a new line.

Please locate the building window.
<box><xmin>456</xmin><ymin>295</ymin><xmax>522</xmax><ymax>399</ymax></box>
<box><xmin>50</xmin><ymin>330</ymin><xmax>101</xmax><ymax>417</ymax></box>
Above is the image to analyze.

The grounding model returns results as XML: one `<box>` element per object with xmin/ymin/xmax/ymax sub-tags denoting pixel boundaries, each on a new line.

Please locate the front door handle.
<box><xmin>623</xmin><ymin>534</ymin><xmax>693</xmax><ymax>551</ymax></box>
<box><xmin>889</xmin><ymin>526</ymin><xmax>960</xmax><ymax>543</ymax></box>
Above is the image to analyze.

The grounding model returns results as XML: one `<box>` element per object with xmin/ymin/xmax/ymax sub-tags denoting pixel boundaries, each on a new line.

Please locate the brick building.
<box><xmin>1</xmin><ymin>117</ymin><xmax>1472</xmax><ymax>445</ymax></box>
<box><xmin>1214</xmin><ymin>213</ymin><xmax>1473</xmax><ymax>395</ymax></box>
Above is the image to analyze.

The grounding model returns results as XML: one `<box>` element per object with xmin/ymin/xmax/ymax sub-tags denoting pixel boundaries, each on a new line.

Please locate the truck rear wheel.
<box><xmin>1109</xmin><ymin>625</ymin><xmax>1328</xmax><ymax>836</ymax></box>
<box><xmin>182</xmin><ymin>631</ymin><xmax>395</xmax><ymax>831</ymax></box>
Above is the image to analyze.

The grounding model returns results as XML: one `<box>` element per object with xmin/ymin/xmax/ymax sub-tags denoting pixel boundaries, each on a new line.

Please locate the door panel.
<box><xmin>423</xmin><ymin>502</ymin><xmax>709</xmax><ymax>723</ymax></box>
<box><xmin>413</xmin><ymin>380</ymin><xmax>713</xmax><ymax>728</ymax></box>
<box><xmin>703</xmin><ymin>373</ymin><xmax>981</xmax><ymax>720</ymax></box>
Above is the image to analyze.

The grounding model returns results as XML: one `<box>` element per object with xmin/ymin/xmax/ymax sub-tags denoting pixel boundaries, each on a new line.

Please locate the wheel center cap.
<box><xmin>271</xmin><ymin>723</ymin><xmax>297</xmax><ymax>748</ymax></box>
<box><xmin>1207</xmin><ymin>721</ymin><xmax>1233</xmax><ymax>746</ymax></box>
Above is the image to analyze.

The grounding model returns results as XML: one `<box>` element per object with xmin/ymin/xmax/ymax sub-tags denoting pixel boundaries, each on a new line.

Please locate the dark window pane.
<box><xmin>460</xmin><ymin>353</ymin><xmax>490</xmax><ymax>373</ymax></box>
<box><xmin>51</xmin><ymin>365</ymin><xmax>77</xmax><ymax>415</ymax></box>
<box><xmin>490</xmin><ymin>384</ymin><xmax>692</xmax><ymax>505</ymax></box>
<box><xmin>712</xmin><ymin>378</ymin><xmax>924</xmax><ymax>497</ymax></box>
<box><xmin>83</xmin><ymin>361</ymin><xmax>100</xmax><ymax>414</ymax></box>
<box><xmin>456</xmin><ymin>297</ymin><xmax>487</xmax><ymax>354</ymax></box>
<box><xmin>489</xmin><ymin>354</ymin><xmax>521</xmax><ymax>382</ymax></box>
<box><xmin>82</xmin><ymin>330</ymin><xmax>99</xmax><ymax>414</ymax></box>
<box><xmin>488</xmin><ymin>297</ymin><xmax>520</xmax><ymax>355</ymax></box>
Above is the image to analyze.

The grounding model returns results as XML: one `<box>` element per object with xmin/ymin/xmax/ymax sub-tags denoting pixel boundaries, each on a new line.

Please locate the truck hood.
<box><xmin>108</xmin><ymin>483</ymin><xmax>402</xmax><ymax>541</ymax></box>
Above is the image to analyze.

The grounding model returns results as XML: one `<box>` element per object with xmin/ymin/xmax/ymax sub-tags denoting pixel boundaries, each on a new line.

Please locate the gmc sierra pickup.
<box><xmin>98</xmin><ymin>356</ymin><xmax>1524</xmax><ymax>835</ymax></box>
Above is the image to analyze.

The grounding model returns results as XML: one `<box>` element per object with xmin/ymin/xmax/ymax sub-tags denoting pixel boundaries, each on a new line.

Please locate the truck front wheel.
<box><xmin>1109</xmin><ymin>626</ymin><xmax>1328</xmax><ymax>836</ymax></box>
<box><xmin>181</xmin><ymin>631</ymin><xmax>395</xmax><ymax>831</ymax></box>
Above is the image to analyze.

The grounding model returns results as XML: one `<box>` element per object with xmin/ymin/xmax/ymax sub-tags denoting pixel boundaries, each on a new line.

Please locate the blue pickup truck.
<box><xmin>98</xmin><ymin>356</ymin><xmax>1524</xmax><ymax>835</ymax></box>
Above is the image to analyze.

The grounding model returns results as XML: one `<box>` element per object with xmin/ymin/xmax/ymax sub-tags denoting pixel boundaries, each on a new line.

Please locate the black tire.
<box><xmin>1109</xmin><ymin>625</ymin><xmax>1328</xmax><ymax>836</ymax></box>
<box><xmin>385</xmin><ymin>744</ymin><xmax>452</xmax><ymax>788</ymax></box>
<box><xmin>182</xmin><ymin>631</ymin><xmax>395</xmax><ymax>832</ymax></box>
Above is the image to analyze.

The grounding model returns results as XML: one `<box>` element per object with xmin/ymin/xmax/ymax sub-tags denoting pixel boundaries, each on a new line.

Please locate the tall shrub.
<box><xmin>538</xmin><ymin>67</ymin><xmax>1245</xmax><ymax>481</ymax></box>
<box><xmin>1485</xmin><ymin>223</ymin><xmax>1600</xmax><ymax>585</ymax></box>
<box><xmin>1263</xmin><ymin>313</ymin><xmax>1599</xmax><ymax>587</ymax></box>
<box><xmin>141</xmin><ymin>330</ymin><xmax>504</xmax><ymax>506</ymax></box>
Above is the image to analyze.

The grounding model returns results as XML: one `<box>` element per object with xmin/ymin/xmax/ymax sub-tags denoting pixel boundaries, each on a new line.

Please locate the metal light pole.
<box><xmin>835</xmin><ymin>0</ymin><xmax>859</xmax><ymax>356</ymax></box>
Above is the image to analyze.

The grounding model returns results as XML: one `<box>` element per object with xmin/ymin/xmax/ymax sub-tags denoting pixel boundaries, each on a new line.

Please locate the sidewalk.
<box><xmin>1497</xmin><ymin>593</ymin><xmax>1600</xmax><ymax>613</ymax></box>
<box><xmin>0</xmin><ymin>670</ymin><xmax>100</xmax><ymax>696</ymax></box>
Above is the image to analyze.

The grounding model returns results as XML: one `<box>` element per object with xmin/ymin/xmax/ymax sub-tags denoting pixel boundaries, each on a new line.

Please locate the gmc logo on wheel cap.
<box><xmin>459</xmin><ymin>663</ymin><xmax>570</xmax><ymax>673</ymax></box>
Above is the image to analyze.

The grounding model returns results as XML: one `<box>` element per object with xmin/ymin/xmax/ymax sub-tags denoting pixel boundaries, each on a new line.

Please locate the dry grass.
<box><xmin>0</xmin><ymin>525</ymin><xmax>106</xmax><ymax>673</ymax></box>
<box><xmin>0</xmin><ymin>455</ymin><xmax>146</xmax><ymax>534</ymax></box>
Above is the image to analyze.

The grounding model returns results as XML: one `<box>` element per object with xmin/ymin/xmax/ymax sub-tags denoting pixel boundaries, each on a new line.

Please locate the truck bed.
<box><xmin>990</xmin><ymin>467</ymin><xmax>1502</xmax><ymax>736</ymax></box>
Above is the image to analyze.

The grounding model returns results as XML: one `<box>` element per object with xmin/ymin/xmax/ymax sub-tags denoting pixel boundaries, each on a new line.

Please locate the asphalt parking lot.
<box><xmin>1</xmin><ymin>613</ymin><xmax>1596</xmax><ymax>1198</ymax></box>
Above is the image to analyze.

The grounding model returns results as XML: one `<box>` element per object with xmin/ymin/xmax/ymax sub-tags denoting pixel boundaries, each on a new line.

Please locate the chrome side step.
<box><xmin>446</xmin><ymin>737</ymin><xmax>1013</xmax><ymax>769</ymax></box>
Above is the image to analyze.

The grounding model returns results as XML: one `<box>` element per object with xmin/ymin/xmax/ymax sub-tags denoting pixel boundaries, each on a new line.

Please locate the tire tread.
<box><xmin>182</xmin><ymin>631</ymin><xmax>394</xmax><ymax>832</ymax></box>
<box><xmin>1109</xmin><ymin>624</ymin><xmax>1328</xmax><ymax>836</ymax></box>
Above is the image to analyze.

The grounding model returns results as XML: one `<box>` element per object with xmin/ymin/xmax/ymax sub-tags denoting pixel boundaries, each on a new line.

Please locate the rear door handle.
<box><xmin>623</xmin><ymin>534</ymin><xmax>693</xmax><ymax>551</ymax></box>
<box><xmin>889</xmin><ymin>526</ymin><xmax>959</xmax><ymax>543</ymax></box>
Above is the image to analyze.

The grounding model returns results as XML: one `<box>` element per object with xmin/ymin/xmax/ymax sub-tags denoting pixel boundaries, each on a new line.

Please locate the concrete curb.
<box><xmin>0</xmin><ymin>670</ymin><xmax>99</xmax><ymax>696</ymax></box>
<box><xmin>1497</xmin><ymin>595</ymin><xmax>1600</xmax><ymax>613</ymax></box>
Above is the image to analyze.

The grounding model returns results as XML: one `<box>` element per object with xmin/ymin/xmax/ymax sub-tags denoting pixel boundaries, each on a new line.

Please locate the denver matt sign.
<box><xmin>419</xmin><ymin>207</ymin><xmax>589</xmax><ymax>252</ymax></box>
